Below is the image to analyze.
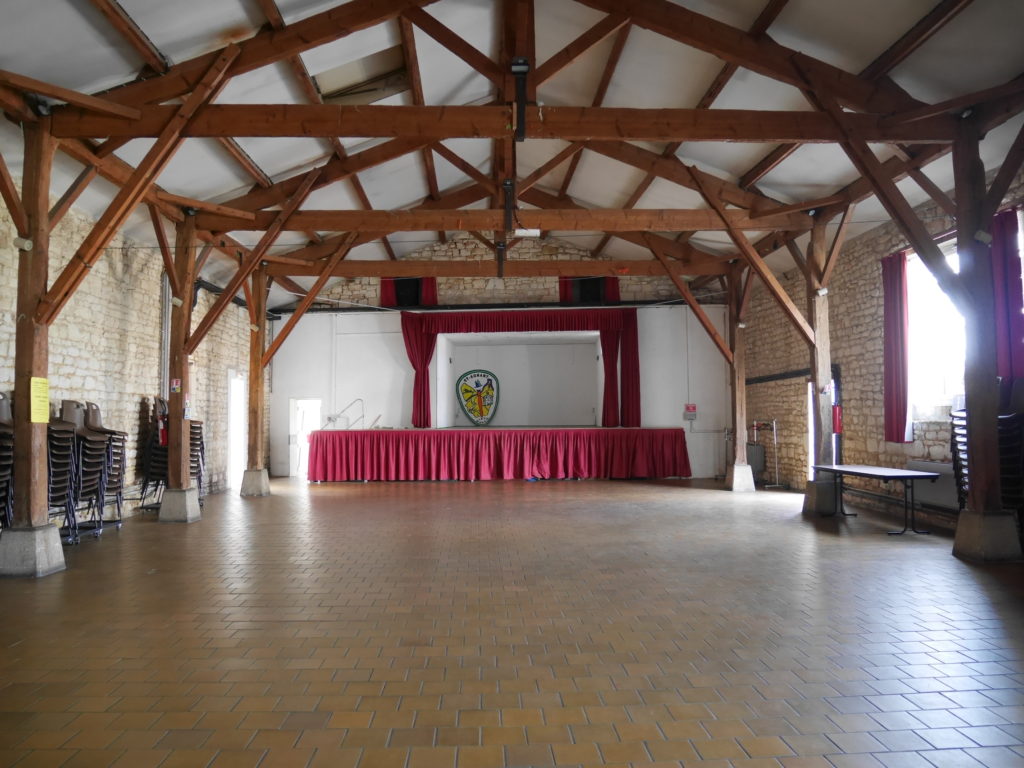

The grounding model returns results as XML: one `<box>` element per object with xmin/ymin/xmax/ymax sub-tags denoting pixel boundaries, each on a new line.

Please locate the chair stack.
<box><xmin>951</xmin><ymin>409</ymin><xmax>968</xmax><ymax>512</ymax></box>
<box><xmin>0</xmin><ymin>393</ymin><xmax>13</xmax><ymax>529</ymax></box>
<box><xmin>60</xmin><ymin>400</ymin><xmax>110</xmax><ymax>535</ymax></box>
<box><xmin>190</xmin><ymin>420</ymin><xmax>206</xmax><ymax>500</ymax></box>
<box><xmin>140</xmin><ymin>397</ymin><xmax>206</xmax><ymax>506</ymax></box>
<box><xmin>950</xmin><ymin>408</ymin><xmax>1024</xmax><ymax>516</ymax></box>
<box><xmin>85</xmin><ymin>402</ymin><xmax>127</xmax><ymax>526</ymax></box>
<box><xmin>47</xmin><ymin>418</ymin><xmax>78</xmax><ymax>543</ymax></box>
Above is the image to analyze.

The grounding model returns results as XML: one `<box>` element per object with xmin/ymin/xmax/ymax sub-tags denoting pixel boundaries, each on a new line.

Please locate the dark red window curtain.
<box><xmin>558</xmin><ymin>276</ymin><xmax>574</xmax><ymax>303</ymax></box>
<box><xmin>604</xmin><ymin>277</ymin><xmax>620</xmax><ymax>303</ymax></box>
<box><xmin>882</xmin><ymin>253</ymin><xmax>912</xmax><ymax>443</ymax></box>
<box><xmin>420</xmin><ymin>277</ymin><xmax>438</xmax><ymax>307</ymax></box>
<box><xmin>991</xmin><ymin>208</ymin><xmax>1024</xmax><ymax>380</ymax></box>
<box><xmin>619</xmin><ymin>308</ymin><xmax>641</xmax><ymax>426</ymax></box>
<box><xmin>400</xmin><ymin>308</ymin><xmax>642</xmax><ymax>428</ymax></box>
<box><xmin>380</xmin><ymin>277</ymin><xmax>397</xmax><ymax>307</ymax></box>
<box><xmin>599</xmin><ymin>329</ymin><xmax>620</xmax><ymax>427</ymax></box>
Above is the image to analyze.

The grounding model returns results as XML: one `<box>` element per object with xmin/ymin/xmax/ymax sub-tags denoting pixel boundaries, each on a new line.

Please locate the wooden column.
<box><xmin>12</xmin><ymin>118</ymin><xmax>55</xmax><ymax>528</ymax></box>
<box><xmin>166</xmin><ymin>214</ymin><xmax>197</xmax><ymax>491</ymax></box>
<box><xmin>247</xmin><ymin>267</ymin><xmax>267</xmax><ymax>472</ymax></box>
<box><xmin>807</xmin><ymin>218</ymin><xmax>835</xmax><ymax>468</ymax></box>
<box><xmin>726</xmin><ymin>267</ymin><xmax>754</xmax><ymax>491</ymax></box>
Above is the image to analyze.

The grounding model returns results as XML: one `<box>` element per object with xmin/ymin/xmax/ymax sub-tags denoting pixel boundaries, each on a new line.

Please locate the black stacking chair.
<box><xmin>85</xmin><ymin>402</ymin><xmax>127</xmax><ymax>527</ymax></box>
<box><xmin>60</xmin><ymin>400</ymin><xmax>110</xmax><ymax>537</ymax></box>
<box><xmin>47</xmin><ymin>417</ymin><xmax>79</xmax><ymax>544</ymax></box>
<box><xmin>0</xmin><ymin>393</ymin><xmax>13</xmax><ymax>529</ymax></box>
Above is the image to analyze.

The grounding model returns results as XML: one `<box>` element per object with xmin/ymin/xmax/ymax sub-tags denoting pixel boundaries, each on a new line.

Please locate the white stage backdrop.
<box><xmin>268</xmin><ymin>306</ymin><xmax>730</xmax><ymax>478</ymax></box>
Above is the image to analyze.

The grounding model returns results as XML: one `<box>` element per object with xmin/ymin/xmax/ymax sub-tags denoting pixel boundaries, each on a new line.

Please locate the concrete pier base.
<box><xmin>159</xmin><ymin>487</ymin><xmax>201</xmax><ymax>523</ymax></box>
<box><xmin>240</xmin><ymin>468</ymin><xmax>271</xmax><ymax>497</ymax></box>
<box><xmin>0</xmin><ymin>526</ymin><xmax>66</xmax><ymax>577</ymax></box>
<box><xmin>953</xmin><ymin>512</ymin><xmax>1023</xmax><ymax>561</ymax></box>
<box><xmin>725</xmin><ymin>463</ymin><xmax>755</xmax><ymax>492</ymax></box>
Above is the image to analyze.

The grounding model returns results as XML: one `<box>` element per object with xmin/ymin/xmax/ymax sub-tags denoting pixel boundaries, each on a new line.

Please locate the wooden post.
<box><xmin>0</xmin><ymin>118</ymin><xmax>65</xmax><ymax>576</ymax></box>
<box><xmin>240</xmin><ymin>266</ymin><xmax>271</xmax><ymax>496</ymax></box>
<box><xmin>807</xmin><ymin>218</ymin><xmax>835</xmax><ymax>468</ymax></box>
<box><xmin>159</xmin><ymin>213</ymin><xmax>201</xmax><ymax>521</ymax></box>
<box><xmin>951</xmin><ymin>121</ymin><xmax>1022</xmax><ymax>560</ymax></box>
<box><xmin>726</xmin><ymin>267</ymin><xmax>754</xmax><ymax>492</ymax></box>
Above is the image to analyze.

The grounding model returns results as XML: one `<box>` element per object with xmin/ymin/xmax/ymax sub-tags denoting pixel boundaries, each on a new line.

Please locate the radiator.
<box><xmin>906</xmin><ymin>460</ymin><xmax>958</xmax><ymax>511</ymax></box>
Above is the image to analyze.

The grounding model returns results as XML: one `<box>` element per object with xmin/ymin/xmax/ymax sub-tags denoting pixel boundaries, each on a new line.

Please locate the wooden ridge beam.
<box><xmin>402</xmin><ymin>6</ymin><xmax>502</xmax><ymax>83</ymax></box>
<box><xmin>0</xmin><ymin>68</ymin><xmax>141</xmax><ymax>119</ymax></box>
<box><xmin>87</xmin><ymin>0</ymin><xmax>170</xmax><ymax>74</ymax></box>
<box><xmin>36</xmin><ymin>46</ymin><xmax>240</xmax><ymax>326</ymax></box>
<box><xmin>0</xmin><ymin>148</ymin><xmax>29</xmax><ymax>236</ymax></box>
<box><xmin>50</xmin><ymin>104</ymin><xmax>960</xmax><ymax>142</ymax></box>
<box><xmin>194</xmin><ymin>207</ymin><xmax>813</xmax><ymax>233</ymax></box>
<box><xmin>95</xmin><ymin>0</ymin><xmax>441</xmax><ymax>107</ymax></box>
<box><xmin>264</xmin><ymin>257</ymin><xmax>726</xmax><ymax>278</ymax></box>
<box><xmin>263</xmin><ymin>233</ymin><xmax>358</xmax><ymax>366</ymax></box>
<box><xmin>534</xmin><ymin>13</ymin><xmax>630</xmax><ymax>85</ymax></box>
<box><xmin>185</xmin><ymin>168</ymin><xmax>321</xmax><ymax>355</ymax></box>
<box><xmin>574</xmin><ymin>0</ymin><xmax>920</xmax><ymax>114</ymax></box>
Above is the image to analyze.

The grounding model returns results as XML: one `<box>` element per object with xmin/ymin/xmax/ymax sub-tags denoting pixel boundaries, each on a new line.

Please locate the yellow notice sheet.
<box><xmin>30</xmin><ymin>377</ymin><xmax>49</xmax><ymax>423</ymax></box>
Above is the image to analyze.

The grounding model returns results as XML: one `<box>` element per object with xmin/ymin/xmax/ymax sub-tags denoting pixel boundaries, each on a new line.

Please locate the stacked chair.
<box><xmin>0</xmin><ymin>394</ymin><xmax>12</xmax><ymax>529</ymax></box>
<box><xmin>140</xmin><ymin>396</ymin><xmax>206</xmax><ymax>508</ymax></box>
<box><xmin>85</xmin><ymin>402</ymin><xmax>127</xmax><ymax>526</ymax></box>
<box><xmin>47</xmin><ymin>415</ymin><xmax>78</xmax><ymax>543</ymax></box>
<box><xmin>59</xmin><ymin>400</ymin><xmax>110</xmax><ymax>539</ymax></box>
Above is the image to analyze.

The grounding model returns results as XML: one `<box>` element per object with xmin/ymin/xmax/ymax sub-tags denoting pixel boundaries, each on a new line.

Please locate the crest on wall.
<box><xmin>456</xmin><ymin>370</ymin><xmax>499</xmax><ymax>426</ymax></box>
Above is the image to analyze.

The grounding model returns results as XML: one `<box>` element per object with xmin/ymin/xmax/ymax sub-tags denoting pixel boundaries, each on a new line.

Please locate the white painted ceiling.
<box><xmin>2</xmin><ymin>0</ymin><xmax>1024</xmax><ymax>310</ymax></box>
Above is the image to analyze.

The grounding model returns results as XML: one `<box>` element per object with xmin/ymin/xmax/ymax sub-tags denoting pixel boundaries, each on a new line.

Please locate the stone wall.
<box><xmin>322</xmin><ymin>234</ymin><xmax>680</xmax><ymax>306</ymax></box>
<box><xmin>0</xmin><ymin>201</ymin><xmax>254</xmax><ymax>505</ymax></box>
<box><xmin>745</xmin><ymin>165</ymin><xmax>1024</xmax><ymax>496</ymax></box>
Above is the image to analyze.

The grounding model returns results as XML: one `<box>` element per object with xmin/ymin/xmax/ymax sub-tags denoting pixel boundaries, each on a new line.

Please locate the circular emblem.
<box><xmin>456</xmin><ymin>369</ymin><xmax>499</xmax><ymax>426</ymax></box>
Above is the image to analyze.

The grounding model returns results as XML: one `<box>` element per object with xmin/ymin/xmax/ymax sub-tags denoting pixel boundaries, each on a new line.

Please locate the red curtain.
<box><xmin>401</xmin><ymin>313</ymin><xmax>437</xmax><ymax>428</ymax></box>
<box><xmin>882</xmin><ymin>253</ymin><xmax>912</xmax><ymax>443</ymax></box>
<box><xmin>400</xmin><ymin>308</ymin><xmax>642</xmax><ymax>428</ymax></box>
<box><xmin>599</xmin><ymin>329</ymin><xmax>620</xmax><ymax>426</ymax></box>
<box><xmin>620</xmin><ymin>308</ymin><xmax>641</xmax><ymax>427</ymax></box>
<box><xmin>380</xmin><ymin>277</ymin><xmax>397</xmax><ymax>307</ymax></box>
<box><xmin>558</xmin><ymin>276</ymin><xmax>574</xmax><ymax>303</ymax></box>
<box><xmin>420</xmin><ymin>277</ymin><xmax>438</xmax><ymax>307</ymax></box>
<box><xmin>991</xmin><ymin>209</ymin><xmax>1024</xmax><ymax>380</ymax></box>
<box><xmin>604</xmin><ymin>277</ymin><xmax>620</xmax><ymax>303</ymax></box>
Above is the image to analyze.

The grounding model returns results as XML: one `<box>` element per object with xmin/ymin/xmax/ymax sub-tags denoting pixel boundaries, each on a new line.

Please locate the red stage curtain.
<box><xmin>882</xmin><ymin>252</ymin><xmax>912</xmax><ymax>443</ymax></box>
<box><xmin>600</xmin><ymin>329</ymin><xmax>620</xmax><ymax>426</ymax></box>
<box><xmin>558</xmin><ymin>276</ymin><xmax>573</xmax><ymax>303</ymax></box>
<box><xmin>420</xmin><ymin>277</ymin><xmax>438</xmax><ymax>307</ymax></box>
<box><xmin>604</xmin><ymin>276</ymin><xmax>620</xmax><ymax>303</ymax></box>
<box><xmin>401</xmin><ymin>313</ymin><xmax>436</xmax><ymax>428</ymax></box>
<box><xmin>380</xmin><ymin>277</ymin><xmax>397</xmax><ymax>307</ymax></box>
<box><xmin>400</xmin><ymin>308</ymin><xmax>642</xmax><ymax>428</ymax></box>
<box><xmin>991</xmin><ymin>209</ymin><xmax>1024</xmax><ymax>381</ymax></box>
<box><xmin>620</xmin><ymin>308</ymin><xmax>641</xmax><ymax>427</ymax></box>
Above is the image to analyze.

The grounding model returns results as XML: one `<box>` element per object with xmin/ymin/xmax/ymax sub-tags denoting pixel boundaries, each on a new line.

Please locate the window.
<box><xmin>393</xmin><ymin>277</ymin><xmax>423</xmax><ymax>307</ymax></box>
<box><xmin>906</xmin><ymin>239</ymin><xmax>965</xmax><ymax>419</ymax></box>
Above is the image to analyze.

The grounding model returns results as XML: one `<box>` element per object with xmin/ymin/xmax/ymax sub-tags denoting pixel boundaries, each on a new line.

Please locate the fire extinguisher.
<box><xmin>832</xmin><ymin>404</ymin><xmax>843</xmax><ymax>434</ymax></box>
<box><xmin>158</xmin><ymin>414</ymin><xmax>168</xmax><ymax>446</ymax></box>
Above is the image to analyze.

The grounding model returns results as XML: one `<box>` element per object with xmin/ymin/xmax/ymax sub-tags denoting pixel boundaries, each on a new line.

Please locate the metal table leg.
<box><xmin>888</xmin><ymin>479</ymin><xmax>930</xmax><ymax>535</ymax></box>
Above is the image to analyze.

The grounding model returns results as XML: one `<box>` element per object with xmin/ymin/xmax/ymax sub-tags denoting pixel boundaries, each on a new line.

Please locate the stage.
<box><xmin>307</xmin><ymin>428</ymin><xmax>691</xmax><ymax>482</ymax></box>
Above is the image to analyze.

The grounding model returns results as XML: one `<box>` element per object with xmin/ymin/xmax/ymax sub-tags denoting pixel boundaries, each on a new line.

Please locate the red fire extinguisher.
<box><xmin>158</xmin><ymin>414</ymin><xmax>168</xmax><ymax>446</ymax></box>
<box><xmin>832</xmin><ymin>404</ymin><xmax>843</xmax><ymax>434</ymax></box>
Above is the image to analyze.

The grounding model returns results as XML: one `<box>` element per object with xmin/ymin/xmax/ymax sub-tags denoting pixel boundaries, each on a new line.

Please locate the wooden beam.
<box><xmin>155</xmin><ymin>192</ymin><xmax>257</xmax><ymax>221</ymax></box>
<box><xmin>36</xmin><ymin>46</ymin><xmax>240</xmax><ymax>326</ymax></box>
<box><xmin>48</xmin><ymin>165</ymin><xmax>98</xmax><ymax>229</ymax></box>
<box><xmin>983</xmin><ymin>119</ymin><xmax>1024</xmax><ymax>221</ymax></box>
<box><xmin>785</xmin><ymin>240</ymin><xmax>810</xmax><ymax>281</ymax></box>
<box><xmin>185</xmin><ymin>169</ymin><xmax>321</xmax><ymax>355</ymax></box>
<box><xmin>166</xmin><ymin>214</ymin><xmax>197</xmax><ymax>491</ymax></box>
<box><xmin>11</xmin><ymin>118</ymin><xmax>56</xmax><ymax>530</ymax></box>
<box><xmin>148</xmin><ymin>204</ymin><xmax>182</xmax><ymax>297</ymax></box>
<box><xmin>265</xmin><ymin>257</ymin><xmax>726</xmax><ymax>278</ymax></box>
<box><xmin>860</xmin><ymin>0</ymin><xmax>976</xmax><ymax>81</ymax></box>
<box><xmin>820</xmin><ymin>205</ymin><xmax>854</xmax><ymax>288</ymax></box>
<box><xmin>217</xmin><ymin>137</ymin><xmax>272</xmax><ymax>187</ymax></box>
<box><xmin>87</xmin><ymin>0</ymin><xmax>170</xmax><ymax>74</ymax></box>
<box><xmin>194</xmin><ymin>207</ymin><xmax>814</xmax><ymax>232</ymax></box>
<box><xmin>739</xmin><ymin>143</ymin><xmax>798</xmax><ymax>188</ymax></box>
<box><xmin>519</xmin><ymin>142</ymin><xmax>584</xmax><ymax>191</ymax></box>
<box><xmin>0</xmin><ymin>148</ymin><xmax>29</xmax><ymax>236</ymax></box>
<box><xmin>50</xmin><ymin>104</ymin><xmax>960</xmax><ymax>142</ymax></box>
<box><xmin>253</xmin><ymin>0</ymin><xmax>286</xmax><ymax>28</ymax></box>
<box><xmin>0</xmin><ymin>69</ymin><xmax>141</xmax><ymax>119</ymax></box>
<box><xmin>263</xmin><ymin>233</ymin><xmax>358</xmax><ymax>366</ymax></box>
<box><xmin>883</xmin><ymin>75</ymin><xmax>1024</xmax><ymax>127</ymax></box>
<box><xmin>574</xmin><ymin>0</ymin><xmax>920</xmax><ymax>114</ymax></box>
<box><xmin>534</xmin><ymin>14</ymin><xmax>630</xmax><ymax>84</ymax></box>
<box><xmin>750</xmin><ymin>194</ymin><xmax>847</xmax><ymax>219</ymax></box>
<box><xmin>727</xmin><ymin>266</ymin><xmax>748</xmax><ymax>467</ymax></box>
<box><xmin>402</xmin><ymin>6</ymin><xmax>502</xmax><ymax>83</ymax></box>
<box><xmin>906</xmin><ymin>166</ymin><xmax>956</xmax><ymax>217</ymax></box>
<box><xmin>95</xmin><ymin>0</ymin><xmax>441</xmax><ymax>107</ymax></box>
<box><xmin>648</xmin><ymin>238</ymin><xmax>732</xmax><ymax>364</ymax></box>
<box><xmin>247</xmin><ymin>265</ymin><xmax>269</xmax><ymax>471</ymax></box>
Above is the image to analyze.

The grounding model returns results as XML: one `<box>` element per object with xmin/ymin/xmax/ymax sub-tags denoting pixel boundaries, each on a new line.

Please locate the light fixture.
<box><xmin>510</xmin><ymin>57</ymin><xmax>530</xmax><ymax>142</ymax></box>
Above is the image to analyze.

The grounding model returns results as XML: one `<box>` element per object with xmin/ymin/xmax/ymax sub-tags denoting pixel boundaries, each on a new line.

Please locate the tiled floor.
<box><xmin>1</xmin><ymin>479</ymin><xmax>1023</xmax><ymax>768</ymax></box>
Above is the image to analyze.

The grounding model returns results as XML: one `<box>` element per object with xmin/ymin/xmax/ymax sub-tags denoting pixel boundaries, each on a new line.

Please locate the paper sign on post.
<box><xmin>30</xmin><ymin>377</ymin><xmax>49</xmax><ymax>423</ymax></box>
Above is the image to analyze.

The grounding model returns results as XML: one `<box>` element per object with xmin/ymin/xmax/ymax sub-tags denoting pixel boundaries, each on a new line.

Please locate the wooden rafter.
<box><xmin>49</xmin><ymin>166</ymin><xmax>98</xmax><ymax>229</ymax></box>
<box><xmin>0</xmin><ymin>148</ymin><xmax>28</xmax><ymax>236</ymax></box>
<box><xmin>36</xmin><ymin>46</ymin><xmax>240</xmax><ymax>326</ymax></box>
<box><xmin>148</xmin><ymin>204</ymin><xmax>182</xmax><ymax>298</ymax></box>
<box><xmin>0</xmin><ymin>69</ymin><xmax>141</xmax><ymax>119</ymax></box>
<box><xmin>262</xmin><ymin>233</ymin><xmax>358</xmax><ymax>366</ymax></box>
<box><xmin>186</xmin><ymin>169</ymin><xmax>322</xmax><ymax>355</ymax></box>
<box><xmin>432</xmin><ymin>143</ymin><xmax>497</xmax><ymax>191</ymax></box>
<box><xmin>819</xmin><ymin>205</ymin><xmax>855</xmax><ymax>288</ymax></box>
<box><xmin>87</xmin><ymin>0</ymin><xmax>170</xmax><ymax>74</ymax></box>
<box><xmin>402</xmin><ymin>6</ymin><xmax>502</xmax><ymax>83</ymax></box>
<box><xmin>518</xmin><ymin>143</ymin><xmax>584</xmax><ymax>191</ymax></box>
<box><xmin>534</xmin><ymin>14</ymin><xmax>630</xmax><ymax>85</ymax></box>
<box><xmin>982</xmin><ymin>119</ymin><xmax>1024</xmax><ymax>221</ymax></box>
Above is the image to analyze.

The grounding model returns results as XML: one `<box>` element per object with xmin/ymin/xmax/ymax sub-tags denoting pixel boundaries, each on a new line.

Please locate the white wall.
<box><xmin>444</xmin><ymin>341</ymin><xmax>600</xmax><ymax>427</ymax></box>
<box><xmin>270</xmin><ymin>306</ymin><xmax>731</xmax><ymax>478</ymax></box>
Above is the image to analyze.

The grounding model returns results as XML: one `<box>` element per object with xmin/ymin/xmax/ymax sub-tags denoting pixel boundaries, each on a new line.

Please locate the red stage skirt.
<box><xmin>308</xmin><ymin>428</ymin><xmax>691</xmax><ymax>482</ymax></box>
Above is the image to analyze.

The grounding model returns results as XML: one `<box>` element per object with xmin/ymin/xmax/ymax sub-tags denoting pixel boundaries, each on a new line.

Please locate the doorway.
<box><xmin>290</xmin><ymin>398</ymin><xmax>322</xmax><ymax>477</ymax></box>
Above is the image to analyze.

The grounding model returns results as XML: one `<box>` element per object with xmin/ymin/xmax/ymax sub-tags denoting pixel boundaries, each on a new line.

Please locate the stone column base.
<box><xmin>240</xmin><ymin>468</ymin><xmax>271</xmax><ymax>497</ymax></box>
<box><xmin>725</xmin><ymin>463</ymin><xmax>755</xmax><ymax>492</ymax></box>
<box><xmin>159</xmin><ymin>488</ymin><xmax>201</xmax><ymax>523</ymax></box>
<box><xmin>0</xmin><ymin>526</ymin><xmax>66</xmax><ymax>577</ymax></box>
<box><xmin>953</xmin><ymin>512</ymin><xmax>1023</xmax><ymax>561</ymax></box>
<box><xmin>802</xmin><ymin>477</ymin><xmax>837</xmax><ymax>516</ymax></box>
